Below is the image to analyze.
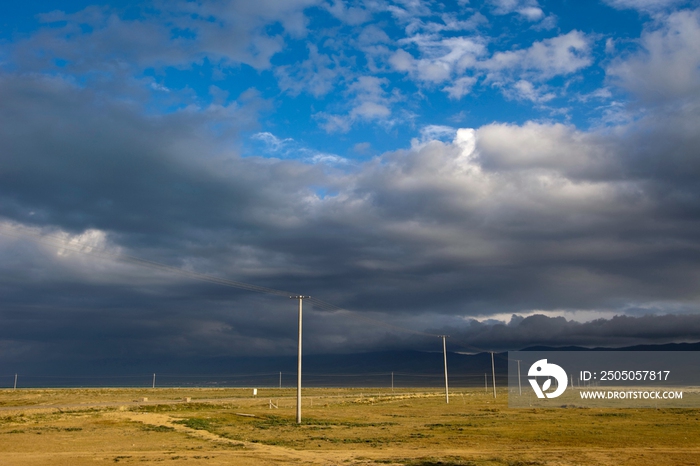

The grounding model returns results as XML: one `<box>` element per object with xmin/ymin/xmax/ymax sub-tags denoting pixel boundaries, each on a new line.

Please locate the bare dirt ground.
<box><xmin>1</xmin><ymin>387</ymin><xmax>699</xmax><ymax>465</ymax></box>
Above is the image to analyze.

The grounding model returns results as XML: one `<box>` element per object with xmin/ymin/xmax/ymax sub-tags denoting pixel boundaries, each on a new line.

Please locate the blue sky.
<box><xmin>1</xmin><ymin>0</ymin><xmax>700</xmax><ymax>364</ymax></box>
<box><xmin>0</xmin><ymin>0</ymin><xmax>663</xmax><ymax>158</ymax></box>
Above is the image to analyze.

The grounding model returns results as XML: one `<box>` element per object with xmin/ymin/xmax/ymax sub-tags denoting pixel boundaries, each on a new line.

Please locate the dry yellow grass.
<box><xmin>1</xmin><ymin>387</ymin><xmax>699</xmax><ymax>465</ymax></box>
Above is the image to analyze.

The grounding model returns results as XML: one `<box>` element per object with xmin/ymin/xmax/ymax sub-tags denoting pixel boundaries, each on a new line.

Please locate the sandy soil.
<box><xmin>2</xmin><ymin>389</ymin><xmax>699</xmax><ymax>465</ymax></box>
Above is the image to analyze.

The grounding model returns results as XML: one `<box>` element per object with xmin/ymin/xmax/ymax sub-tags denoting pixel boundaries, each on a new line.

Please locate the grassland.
<box><xmin>1</xmin><ymin>387</ymin><xmax>699</xmax><ymax>465</ymax></box>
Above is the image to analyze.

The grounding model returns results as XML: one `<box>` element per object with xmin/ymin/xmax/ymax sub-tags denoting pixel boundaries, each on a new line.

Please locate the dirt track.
<box><xmin>2</xmin><ymin>388</ymin><xmax>699</xmax><ymax>465</ymax></box>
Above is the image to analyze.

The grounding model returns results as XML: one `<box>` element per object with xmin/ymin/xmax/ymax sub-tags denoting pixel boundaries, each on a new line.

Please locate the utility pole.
<box><xmin>484</xmin><ymin>373</ymin><xmax>487</xmax><ymax>393</ymax></box>
<box><xmin>391</xmin><ymin>372</ymin><xmax>394</xmax><ymax>393</ymax></box>
<box><xmin>279</xmin><ymin>371</ymin><xmax>282</xmax><ymax>389</ymax></box>
<box><xmin>439</xmin><ymin>335</ymin><xmax>449</xmax><ymax>404</ymax></box>
<box><xmin>14</xmin><ymin>373</ymin><xmax>17</xmax><ymax>390</ymax></box>
<box><xmin>490</xmin><ymin>352</ymin><xmax>497</xmax><ymax>398</ymax></box>
<box><xmin>290</xmin><ymin>295</ymin><xmax>310</xmax><ymax>424</ymax></box>
<box><xmin>515</xmin><ymin>360</ymin><xmax>522</xmax><ymax>396</ymax></box>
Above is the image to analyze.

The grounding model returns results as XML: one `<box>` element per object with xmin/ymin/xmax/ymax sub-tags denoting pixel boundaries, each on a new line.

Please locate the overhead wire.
<box><xmin>446</xmin><ymin>338</ymin><xmax>498</xmax><ymax>355</ymax></box>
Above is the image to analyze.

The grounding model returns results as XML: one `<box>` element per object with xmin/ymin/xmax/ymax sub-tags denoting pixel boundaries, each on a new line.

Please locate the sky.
<box><xmin>1</xmin><ymin>0</ymin><xmax>700</xmax><ymax>370</ymax></box>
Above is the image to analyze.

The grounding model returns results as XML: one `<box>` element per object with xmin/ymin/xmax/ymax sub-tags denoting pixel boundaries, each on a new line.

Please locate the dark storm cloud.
<box><xmin>433</xmin><ymin>314</ymin><xmax>700</xmax><ymax>351</ymax></box>
<box><xmin>0</xmin><ymin>73</ymin><xmax>322</xmax><ymax>239</ymax></box>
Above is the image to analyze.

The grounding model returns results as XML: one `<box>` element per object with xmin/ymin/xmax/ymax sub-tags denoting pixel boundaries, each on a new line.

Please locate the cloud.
<box><xmin>2</xmin><ymin>66</ymin><xmax>700</xmax><ymax>361</ymax></box>
<box><xmin>325</xmin><ymin>0</ymin><xmax>371</xmax><ymax>25</ymax></box>
<box><xmin>607</xmin><ymin>8</ymin><xmax>700</xmax><ymax>105</ymax></box>
<box><xmin>390</xmin><ymin>36</ymin><xmax>486</xmax><ymax>84</ymax></box>
<box><xmin>603</xmin><ymin>0</ymin><xmax>687</xmax><ymax>12</ymax></box>
<box><xmin>483</xmin><ymin>30</ymin><xmax>592</xmax><ymax>81</ymax></box>
<box><xmin>488</xmin><ymin>0</ymin><xmax>545</xmax><ymax>21</ymax></box>
<box><xmin>474</xmin><ymin>121</ymin><xmax>610</xmax><ymax>174</ymax></box>
<box><xmin>377</xmin><ymin>14</ymin><xmax>590</xmax><ymax>103</ymax></box>
<box><xmin>508</xmin><ymin>79</ymin><xmax>556</xmax><ymax>102</ymax></box>
<box><xmin>464</xmin><ymin>30</ymin><xmax>592</xmax><ymax>102</ymax></box>
<box><xmin>252</xmin><ymin>132</ymin><xmax>296</xmax><ymax>152</ymax></box>
<box><xmin>13</xmin><ymin>0</ymin><xmax>324</xmax><ymax>75</ymax></box>
<box><xmin>420</xmin><ymin>12</ymin><xmax>489</xmax><ymax>33</ymax></box>
<box><xmin>417</xmin><ymin>125</ymin><xmax>458</xmax><ymax>145</ymax></box>
<box><xmin>16</xmin><ymin>6</ymin><xmax>186</xmax><ymax>73</ymax></box>
<box><xmin>353</xmin><ymin>142</ymin><xmax>372</xmax><ymax>154</ymax></box>
<box><xmin>171</xmin><ymin>0</ymin><xmax>323</xmax><ymax>60</ymax></box>
<box><xmin>357</xmin><ymin>24</ymin><xmax>391</xmax><ymax>47</ymax></box>
<box><xmin>437</xmin><ymin>313</ymin><xmax>700</xmax><ymax>351</ymax></box>
<box><xmin>252</xmin><ymin>131</ymin><xmax>348</xmax><ymax>164</ymax></box>
<box><xmin>274</xmin><ymin>44</ymin><xmax>349</xmax><ymax>97</ymax></box>
<box><xmin>349</xmin><ymin>76</ymin><xmax>394</xmax><ymax>116</ymax></box>
<box><xmin>443</xmin><ymin>76</ymin><xmax>478</xmax><ymax>99</ymax></box>
<box><xmin>315</xmin><ymin>75</ymin><xmax>398</xmax><ymax>132</ymax></box>
<box><xmin>0</xmin><ymin>72</ymin><xmax>320</xmax><ymax>238</ymax></box>
<box><xmin>381</xmin><ymin>0</ymin><xmax>433</xmax><ymax>23</ymax></box>
<box><xmin>4</xmin><ymin>69</ymin><xmax>700</xmax><ymax>322</ymax></box>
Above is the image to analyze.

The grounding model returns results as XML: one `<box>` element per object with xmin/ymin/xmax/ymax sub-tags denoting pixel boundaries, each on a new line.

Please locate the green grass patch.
<box><xmin>141</xmin><ymin>425</ymin><xmax>175</xmax><ymax>432</ymax></box>
<box><xmin>173</xmin><ymin>417</ymin><xmax>215</xmax><ymax>430</ymax></box>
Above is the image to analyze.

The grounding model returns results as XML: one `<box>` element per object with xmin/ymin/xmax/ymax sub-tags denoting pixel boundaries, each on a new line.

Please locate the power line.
<box><xmin>441</xmin><ymin>337</ymin><xmax>497</xmax><ymax>355</ymax></box>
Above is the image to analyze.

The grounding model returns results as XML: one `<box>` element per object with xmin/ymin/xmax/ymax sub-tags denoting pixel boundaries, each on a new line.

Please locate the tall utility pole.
<box><xmin>515</xmin><ymin>360</ymin><xmax>522</xmax><ymax>396</ymax></box>
<box><xmin>279</xmin><ymin>371</ymin><xmax>282</xmax><ymax>389</ymax></box>
<box><xmin>490</xmin><ymin>352</ymin><xmax>497</xmax><ymax>398</ymax></box>
<box><xmin>439</xmin><ymin>335</ymin><xmax>449</xmax><ymax>404</ymax></box>
<box><xmin>290</xmin><ymin>295</ymin><xmax>310</xmax><ymax>424</ymax></box>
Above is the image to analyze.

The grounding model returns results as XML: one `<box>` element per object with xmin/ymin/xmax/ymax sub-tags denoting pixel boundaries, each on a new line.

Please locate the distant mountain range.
<box><xmin>6</xmin><ymin>341</ymin><xmax>698</xmax><ymax>388</ymax></box>
<box><xmin>520</xmin><ymin>342</ymin><xmax>700</xmax><ymax>352</ymax></box>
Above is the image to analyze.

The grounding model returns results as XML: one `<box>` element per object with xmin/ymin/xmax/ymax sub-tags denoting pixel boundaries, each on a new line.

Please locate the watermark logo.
<box><xmin>510</xmin><ymin>351</ymin><xmax>698</xmax><ymax>408</ymax></box>
<box><xmin>528</xmin><ymin>359</ymin><xmax>568</xmax><ymax>399</ymax></box>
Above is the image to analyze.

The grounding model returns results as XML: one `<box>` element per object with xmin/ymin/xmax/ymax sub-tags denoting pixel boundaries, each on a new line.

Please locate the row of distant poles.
<box><xmin>7</xmin><ymin>305</ymin><xmax>499</xmax><ymax>422</ymax></box>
